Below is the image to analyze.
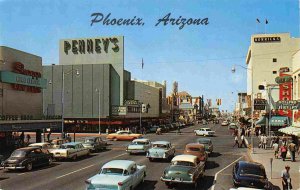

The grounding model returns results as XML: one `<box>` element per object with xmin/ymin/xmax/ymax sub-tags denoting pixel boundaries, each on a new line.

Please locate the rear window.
<box><xmin>239</xmin><ymin>166</ymin><xmax>265</xmax><ymax>178</ymax></box>
<box><xmin>172</xmin><ymin>161</ymin><xmax>195</xmax><ymax>167</ymax></box>
<box><xmin>188</xmin><ymin>147</ymin><xmax>200</xmax><ymax>151</ymax></box>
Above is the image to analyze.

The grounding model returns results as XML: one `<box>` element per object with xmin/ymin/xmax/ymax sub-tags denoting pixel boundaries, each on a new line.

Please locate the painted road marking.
<box><xmin>56</xmin><ymin>164</ymin><xmax>95</xmax><ymax>179</ymax></box>
<box><xmin>18</xmin><ymin>173</ymin><xmax>26</xmax><ymax>176</ymax></box>
<box><xmin>112</xmin><ymin>153</ymin><xmax>127</xmax><ymax>159</ymax></box>
<box><xmin>211</xmin><ymin>156</ymin><xmax>243</xmax><ymax>190</ymax></box>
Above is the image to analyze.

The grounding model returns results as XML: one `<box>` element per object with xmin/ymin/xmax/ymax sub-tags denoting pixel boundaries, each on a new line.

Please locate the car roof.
<box><xmin>152</xmin><ymin>141</ymin><xmax>170</xmax><ymax>145</ymax></box>
<box><xmin>62</xmin><ymin>142</ymin><xmax>82</xmax><ymax>146</ymax></box>
<box><xmin>29</xmin><ymin>142</ymin><xmax>50</xmax><ymax>146</ymax></box>
<box><xmin>133</xmin><ymin>138</ymin><xmax>149</xmax><ymax>142</ymax></box>
<box><xmin>16</xmin><ymin>147</ymin><xmax>40</xmax><ymax>152</ymax></box>
<box><xmin>102</xmin><ymin>160</ymin><xmax>135</xmax><ymax>170</ymax></box>
<box><xmin>237</xmin><ymin>161</ymin><xmax>264</xmax><ymax>168</ymax></box>
<box><xmin>171</xmin><ymin>155</ymin><xmax>197</xmax><ymax>163</ymax></box>
<box><xmin>197</xmin><ymin>138</ymin><xmax>211</xmax><ymax>142</ymax></box>
<box><xmin>186</xmin><ymin>143</ymin><xmax>205</xmax><ymax>148</ymax></box>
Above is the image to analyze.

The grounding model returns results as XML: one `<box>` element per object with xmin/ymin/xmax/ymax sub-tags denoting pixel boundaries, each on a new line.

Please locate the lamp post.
<box><xmin>139</xmin><ymin>102</ymin><xmax>142</xmax><ymax>129</ymax></box>
<box><xmin>61</xmin><ymin>69</ymin><xmax>79</xmax><ymax>139</ymax></box>
<box><xmin>95</xmin><ymin>88</ymin><xmax>101</xmax><ymax>134</ymax></box>
<box><xmin>232</xmin><ymin>64</ymin><xmax>254</xmax><ymax>153</ymax></box>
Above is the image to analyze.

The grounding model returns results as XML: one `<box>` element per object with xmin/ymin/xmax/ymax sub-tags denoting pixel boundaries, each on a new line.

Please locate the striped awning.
<box><xmin>269</xmin><ymin>116</ymin><xmax>289</xmax><ymax>127</ymax></box>
<box><xmin>255</xmin><ymin>116</ymin><xmax>266</xmax><ymax>126</ymax></box>
<box><xmin>278</xmin><ymin>127</ymin><xmax>300</xmax><ymax>135</ymax></box>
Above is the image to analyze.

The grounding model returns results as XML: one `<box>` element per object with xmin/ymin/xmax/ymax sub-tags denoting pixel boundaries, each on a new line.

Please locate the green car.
<box><xmin>161</xmin><ymin>155</ymin><xmax>205</xmax><ymax>189</ymax></box>
<box><xmin>196</xmin><ymin>138</ymin><xmax>213</xmax><ymax>154</ymax></box>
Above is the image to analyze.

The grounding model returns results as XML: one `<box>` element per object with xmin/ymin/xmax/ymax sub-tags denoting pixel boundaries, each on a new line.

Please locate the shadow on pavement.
<box><xmin>209</xmin><ymin>152</ymin><xmax>222</xmax><ymax>157</ymax></box>
<box><xmin>136</xmin><ymin>180</ymin><xmax>157</xmax><ymax>190</ymax></box>
<box><xmin>205</xmin><ymin>161</ymin><xmax>220</xmax><ymax>170</ymax></box>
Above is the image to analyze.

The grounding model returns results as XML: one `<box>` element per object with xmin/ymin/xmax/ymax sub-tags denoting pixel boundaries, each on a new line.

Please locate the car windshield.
<box><xmin>239</xmin><ymin>166</ymin><xmax>265</xmax><ymax>178</ymax></box>
<box><xmin>132</xmin><ymin>141</ymin><xmax>147</xmax><ymax>145</ymax></box>
<box><xmin>188</xmin><ymin>147</ymin><xmax>201</xmax><ymax>151</ymax></box>
<box><xmin>84</xmin><ymin>139</ymin><xmax>94</xmax><ymax>143</ymax></box>
<box><xmin>61</xmin><ymin>145</ymin><xmax>75</xmax><ymax>149</ymax></box>
<box><xmin>205</xmin><ymin>129</ymin><xmax>212</xmax><ymax>131</ymax></box>
<box><xmin>101</xmin><ymin>168</ymin><xmax>124</xmax><ymax>175</ymax></box>
<box><xmin>152</xmin><ymin>144</ymin><xmax>167</xmax><ymax>148</ymax></box>
<box><xmin>11</xmin><ymin>150</ymin><xmax>26</xmax><ymax>157</ymax></box>
<box><xmin>172</xmin><ymin>161</ymin><xmax>195</xmax><ymax>167</ymax></box>
<box><xmin>198</xmin><ymin>140</ymin><xmax>210</xmax><ymax>144</ymax></box>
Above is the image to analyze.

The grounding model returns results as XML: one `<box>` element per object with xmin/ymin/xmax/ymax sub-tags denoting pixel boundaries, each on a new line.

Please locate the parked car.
<box><xmin>221</xmin><ymin>121</ymin><xmax>229</xmax><ymax>126</ymax></box>
<box><xmin>50</xmin><ymin>142</ymin><xmax>90</xmax><ymax>161</ymax></box>
<box><xmin>184</xmin><ymin>143</ymin><xmax>207</xmax><ymax>162</ymax></box>
<box><xmin>82</xmin><ymin>137</ymin><xmax>107</xmax><ymax>152</ymax></box>
<box><xmin>196</xmin><ymin>138</ymin><xmax>213</xmax><ymax>154</ymax></box>
<box><xmin>229</xmin><ymin>123</ymin><xmax>238</xmax><ymax>130</ymax></box>
<box><xmin>85</xmin><ymin>160</ymin><xmax>146</xmax><ymax>190</ymax></box>
<box><xmin>1</xmin><ymin>147</ymin><xmax>53</xmax><ymax>171</ymax></box>
<box><xmin>126</xmin><ymin>138</ymin><xmax>151</xmax><ymax>154</ymax></box>
<box><xmin>233</xmin><ymin>161</ymin><xmax>269</xmax><ymax>189</ymax></box>
<box><xmin>229</xmin><ymin>188</ymin><xmax>263</xmax><ymax>190</ymax></box>
<box><xmin>194</xmin><ymin>128</ymin><xmax>215</xmax><ymax>136</ymax></box>
<box><xmin>146</xmin><ymin>141</ymin><xmax>175</xmax><ymax>162</ymax></box>
<box><xmin>106</xmin><ymin>131</ymin><xmax>143</xmax><ymax>141</ymax></box>
<box><xmin>149</xmin><ymin>125</ymin><xmax>159</xmax><ymax>133</ymax></box>
<box><xmin>159</xmin><ymin>125</ymin><xmax>169</xmax><ymax>133</ymax></box>
<box><xmin>161</xmin><ymin>154</ymin><xmax>205</xmax><ymax>189</ymax></box>
<box><xmin>50</xmin><ymin>139</ymin><xmax>67</xmax><ymax>149</ymax></box>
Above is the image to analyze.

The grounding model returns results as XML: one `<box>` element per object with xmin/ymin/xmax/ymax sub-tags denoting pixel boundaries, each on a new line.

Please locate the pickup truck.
<box><xmin>50</xmin><ymin>142</ymin><xmax>90</xmax><ymax>160</ymax></box>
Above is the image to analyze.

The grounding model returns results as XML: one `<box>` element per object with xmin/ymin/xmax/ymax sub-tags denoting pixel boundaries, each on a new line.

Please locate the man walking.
<box><xmin>233</xmin><ymin>135</ymin><xmax>239</xmax><ymax>148</ymax></box>
<box><xmin>240</xmin><ymin>135</ymin><xmax>247</xmax><ymax>148</ymax></box>
<box><xmin>281</xmin><ymin>165</ymin><xmax>292</xmax><ymax>190</ymax></box>
<box><xmin>288</xmin><ymin>141</ymin><xmax>296</xmax><ymax>162</ymax></box>
<box><xmin>262</xmin><ymin>134</ymin><xmax>267</xmax><ymax>149</ymax></box>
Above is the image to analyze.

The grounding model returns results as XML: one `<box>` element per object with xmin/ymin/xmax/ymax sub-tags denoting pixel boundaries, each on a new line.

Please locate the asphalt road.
<box><xmin>0</xmin><ymin>123</ymin><xmax>250</xmax><ymax>190</ymax></box>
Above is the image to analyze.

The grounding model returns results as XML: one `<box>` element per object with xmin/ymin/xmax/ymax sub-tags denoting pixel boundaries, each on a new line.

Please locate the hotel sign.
<box><xmin>254</xmin><ymin>37</ymin><xmax>281</xmax><ymax>43</ymax></box>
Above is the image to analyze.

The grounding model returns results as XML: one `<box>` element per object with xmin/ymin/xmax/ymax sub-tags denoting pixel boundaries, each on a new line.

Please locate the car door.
<box><xmin>131</xmin><ymin>164</ymin><xmax>140</xmax><ymax>187</ymax></box>
<box><xmin>29</xmin><ymin>150</ymin><xmax>42</xmax><ymax>166</ymax></box>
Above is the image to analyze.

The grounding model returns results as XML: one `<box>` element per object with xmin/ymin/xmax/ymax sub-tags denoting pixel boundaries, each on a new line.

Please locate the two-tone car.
<box><xmin>184</xmin><ymin>143</ymin><xmax>207</xmax><ymax>163</ymax></box>
<box><xmin>50</xmin><ymin>142</ymin><xmax>90</xmax><ymax>161</ymax></box>
<box><xmin>85</xmin><ymin>160</ymin><xmax>146</xmax><ymax>190</ymax></box>
<box><xmin>146</xmin><ymin>141</ymin><xmax>175</xmax><ymax>162</ymax></box>
<box><xmin>196</xmin><ymin>138</ymin><xmax>213</xmax><ymax>154</ymax></box>
<box><xmin>82</xmin><ymin>137</ymin><xmax>107</xmax><ymax>152</ymax></box>
<box><xmin>126</xmin><ymin>138</ymin><xmax>151</xmax><ymax>155</ymax></box>
<box><xmin>106</xmin><ymin>131</ymin><xmax>143</xmax><ymax>141</ymax></box>
<box><xmin>50</xmin><ymin>139</ymin><xmax>67</xmax><ymax>149</ymax></box>
<box><xmin>1</xmin><ymin>147</ymin><xmax>53</xmax><ymax>171</ymax></box>
<box><xmin>221</xmin><ymin>121</ymin><xmax>229</xmax><ymax>126</ymax></box>
<box><xmin>161</xmin><ymin>155</ymin><xmax>205</xmax><ymax>189</ymax></box>
<box><xmin>194</xmin><ymin>128</ymin><xmax>215</xmax><ymax>136</ymax></box>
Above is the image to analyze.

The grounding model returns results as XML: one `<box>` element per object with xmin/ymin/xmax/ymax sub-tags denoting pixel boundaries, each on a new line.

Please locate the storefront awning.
<box><xmin>292</xmin><ymin>131</ymin><xmax>300</xmax><ymax>137</ymax></box>
<box><xmin>269</xmin><ymin>116</ymin><xmax>289</xmax><ymax>127</ymax></box>
<box><xmin>255</xmin><ymin>116</ymin><xmax>266</xmax><ymax>126</ymax></box>
<box><xmin>278</xmin><ymin>126</ymin><xmax>300</xmax><ymax>135</ymax></box>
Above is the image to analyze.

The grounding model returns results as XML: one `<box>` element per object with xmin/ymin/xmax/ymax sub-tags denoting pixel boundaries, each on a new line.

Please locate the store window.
<box><xmin>273</xmin><ymin>58</ymin><xmax>277</xmax><ymax>62</ymax></box>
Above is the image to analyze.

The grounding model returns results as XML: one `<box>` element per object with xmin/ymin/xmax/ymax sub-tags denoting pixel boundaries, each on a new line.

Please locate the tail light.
<box><xmin>118</xmin><ymin>182</ymin><xmax>123</xmax><ymax>186</ymax></box>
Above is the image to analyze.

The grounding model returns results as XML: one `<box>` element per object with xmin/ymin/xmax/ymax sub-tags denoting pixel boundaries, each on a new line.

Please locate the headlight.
<box><xmin>163</xmin><ymin>153</ymin><xmax>167</xmax><ymax>158</ymax></box>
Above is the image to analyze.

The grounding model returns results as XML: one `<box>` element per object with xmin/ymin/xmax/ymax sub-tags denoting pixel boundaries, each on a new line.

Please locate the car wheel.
<box><xmin>26</xmin><ymin>162</ymin><xmax>33</xmax><ymax>171</ymax></box>
<box><xmin>48</xmin><ymin>157</ymin><xmax>53</xmax><ymax>165</ymax></box>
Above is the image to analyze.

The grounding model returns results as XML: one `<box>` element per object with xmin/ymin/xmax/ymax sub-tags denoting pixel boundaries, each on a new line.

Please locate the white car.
<box><xmin>126</xmin><ymin>138</ymin><xmax>151</xmax><ymax>154</ymax></box>
<box><xmin>194</xmin><ymin>128</ymin><xmax>215</xmax><ymax>136</ymax></box>
<box><xmin>85</xmin><ymin>160</ymin><xmax>146</xmax><ymax>190</ymax></box>
<box><xmin>50</xmin><ymin>142</ymin><xmax>90</xmax><ymax>160</ymax></box>
<box><xmin>229</xmin><ymin>188</ymin><xmax>263</xmax><ymax>190</ymax></box>
<box><xmin>221</xmin><ymin>121</ymin><xmax>229</xmax><ymax>126</ymax></box>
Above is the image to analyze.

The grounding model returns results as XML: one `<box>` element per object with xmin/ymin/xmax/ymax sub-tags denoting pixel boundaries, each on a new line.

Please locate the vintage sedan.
<box><xmin>184</xmin><ymin>143</ymin><xmax>207</xmax><ymax>162</ymax></box>
<box><xmin>196</xmin><ymin>138</ymin><xmax>213</xmax><ymax>154</ymax></box>
<box><xmin>221</xmin><ymin>121</ymin><xmax>229</xmax><ymax>126</ymax></box>
<box><xmin>146</xmin><ymin>141</ymin><xmax>175</xmax><ymax>162</ymax></box>
<box><xmin>233</xmin><ymin>161</ymin><xmax>269</xmax><ymax>189</ymax></box>
<box><xmin>126</xmin><ymin>138</ymin><xmax>151</xmax><ymax>154</ymax></box>
<box><xmin>194</xmin><ymin>128</ymin><xmax>215</xmax><ymax>136</ymax></box>
<box><xmin>1</xmin><ymin>147</ymin><xmax>53</xmax><ymax>171</ymax></box>
<box><xmin>161</xmin><ymin>155</ymin><xmax>205</xmax><ymax>189</ymax></box>
<box><xmin>82</xmin><ymin>137</ymin><xmax>107</xmax><ymax>152</ymax></box>
<box><xmin>85</xmin><ymin>160</ymin><xmax>146</xmax><ymax>190</ymax></box>
<box><xmin>50</xmin><ymin>138</ymin><xmax>67</xmax><ymax>149</ymax></box>
<box><xmin>50</xmin><ymin>142</ymin><xmax>90</xmax><ymax>160</ymax></box>
<box><xmin>106</xmin><ymin>131</ymin><xmax>143</xmax><ymax>141</ymax></box>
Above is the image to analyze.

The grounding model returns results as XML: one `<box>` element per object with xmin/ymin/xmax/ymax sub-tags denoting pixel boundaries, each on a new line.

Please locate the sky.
<box><xmin>0</xmin><ymin>0</ymin><xmax>299</xmax><ymax>111</ymax></box>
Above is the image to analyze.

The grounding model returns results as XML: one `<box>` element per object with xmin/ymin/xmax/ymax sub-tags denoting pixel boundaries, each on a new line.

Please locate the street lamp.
<box><xmin>232</xmin><ymin>64</ymin><xmax>254</xmax><ymax>153</ymax></box>
<box><xmin>61</xmin><ymin>69</ymin><xmax>80</xmax><ymax>139</ymax></box>
<box><xmin>95</xmin><ymin>88</ymin><xmax>101</xmax><ymax>134</ymax></box>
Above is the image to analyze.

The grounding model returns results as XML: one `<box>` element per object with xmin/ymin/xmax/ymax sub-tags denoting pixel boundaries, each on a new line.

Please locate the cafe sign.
<box><xmin>112</xmin><ymin>106</ymin><xmax>127</xmax><ymax>116</ymax></box>
<box><xmin>276</xmin><ymin>100</ymin><xmax>300</xmax><ymax>110</ymax></box>
<box><xmin>275</xmin><ymin>76</ymin><xmax>292</xmax><ymax>84</ymax></box>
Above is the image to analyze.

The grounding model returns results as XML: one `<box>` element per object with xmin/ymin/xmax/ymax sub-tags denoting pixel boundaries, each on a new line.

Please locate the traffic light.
<box><xmin>142</xmin><ymin>104</ymin><xmax>147</xmax><ymax>113</ymax></box>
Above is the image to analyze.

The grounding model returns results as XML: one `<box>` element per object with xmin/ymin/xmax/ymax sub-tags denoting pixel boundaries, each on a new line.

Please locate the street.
<box><xmin>0</xmin><ymin>123</ymin><xmax>249</xmax><ymax>190</ymax></box>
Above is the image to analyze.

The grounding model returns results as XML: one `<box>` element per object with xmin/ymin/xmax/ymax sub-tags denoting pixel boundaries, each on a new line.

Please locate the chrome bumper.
<box><xmin>161</xmin><ymin>177</ymin><xmax>194</xmax><ymax>184</ymax></box>
<box><xmin>1</xmin><ymin>166</ymin><xmax>25</xmax><ymax>170</ymax></box>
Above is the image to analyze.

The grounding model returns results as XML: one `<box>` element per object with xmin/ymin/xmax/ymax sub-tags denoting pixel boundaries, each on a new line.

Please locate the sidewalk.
<box><xmin>249</xmin><ymin>147</ymin><xmax>300</xmax><ymax>189</ymax></box>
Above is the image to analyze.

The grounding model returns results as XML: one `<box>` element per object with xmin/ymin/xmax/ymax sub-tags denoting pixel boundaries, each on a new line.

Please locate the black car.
<box><xmin>233</xmin><ymin>161</ymin><xmax>269</xmax><ymax>189</ymax></box>
<box><xmin>1</xmin><ymin>147</ymin><xmax>53</xmax><ymax>171</ymax></box>
<box><xmin>82</xmin><ymin>137</ymin><xmax>107</xmax><ymax>152</ymax></box>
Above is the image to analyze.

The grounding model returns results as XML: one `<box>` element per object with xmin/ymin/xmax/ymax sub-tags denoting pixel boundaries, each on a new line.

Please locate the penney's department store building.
<box><xmin>43</xmin><ymin>36</ymin><xmax>167</xmax><ymax>133</ymax></box>
<box><xmin>0</xmin><ymin>46</ymin><xmax>61</xmax><ymax>151</ymax></box>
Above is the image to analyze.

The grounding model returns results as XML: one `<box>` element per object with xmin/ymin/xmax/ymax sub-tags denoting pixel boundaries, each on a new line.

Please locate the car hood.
<box><xmin>127</xmin><ymin>144</ymin><xmax>145</xmax><ymax>150</ymax></box>
<box><xmin>88</xmin><ymin>174</ymin><xmax>129</xmax><ymax>185</ymax></box>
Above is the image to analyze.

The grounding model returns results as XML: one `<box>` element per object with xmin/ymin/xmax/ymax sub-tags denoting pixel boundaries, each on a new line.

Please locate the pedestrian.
<box><xmin>241</xmin><ymin>135</ymin><xmax>247</xmax><ymax>148</ymax></box>
<box><xmin>280</xmin><ymin>145</ymin><xmax>288</xmax><ymax>161</ymax></box>
<box><xmin>177</xmin><ymin>125</ymin><xmax>181</xmax><ymax>135</ymax></box>
<box><xmin>288</xmin><ymin>141</ymin><xmax>296</xmax><ymax>162</ymax></box>
<box><xmin>26</xmin><ymin>134</ymin><xmax>31</xmax><ymax>145</ymax></box>
<box><xmin>47</xmin><ymin>132</ymin><xmax>51</xmax><ymax>142</ymax></box>
<box><xmin>262</xmin><ymin>134</ymin><xmax>267</xmax><ymax>149</ymax></box>
<box><xmin>281</xmin><ymin>165</ymin><xmax>292</xmax><ymax>190</ymax></box>
<box><xmin>20</xmin><ymin>132</ymin><xmax>25</xmax><ymax>145</ymax></box>
<box><xmin>258</xmin><ymin>129</ymin><xmax>261</xmax><ymax>136</ymax></box>
<box><xmin>259</xmin><ymin>134</ymin><xmax>263</xmax><ymax>148</ymax></box>
<box><xmin>272</xmin><ymin>141</ymin><xmax>279</xmax><ymax>159</ymax></box>
<box><xmin>275</xmin><ymin>136</ymin><xmax>280</xmax><ymax>144</ymax></box>
<box><xmin>67</xmin><ymin>134</ymin><xmax>72</xmax><ymax>142</ymax></box>
<box><xmin>233</xmin><ymin>135</ymin><xmax>239</xmax><ymax>148</ymax></box>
